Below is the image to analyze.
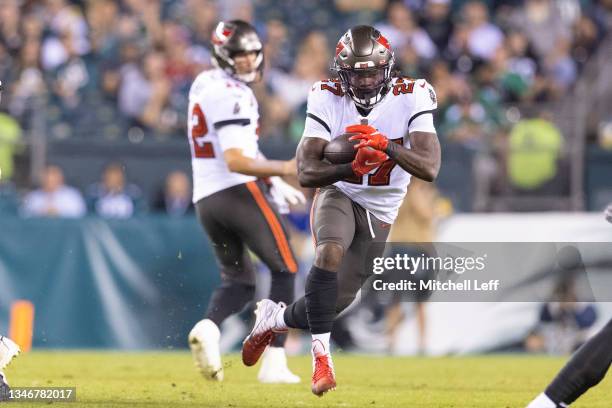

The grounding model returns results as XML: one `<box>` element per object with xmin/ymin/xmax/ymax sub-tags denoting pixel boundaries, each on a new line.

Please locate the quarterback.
<box><xmin>187</xmin><ymin>20</ymin><xmax>304</xmax><ymax>384</ymax></box>
<box><xmin>243</xmin><ymin>25</ymin><xmax>441</xmax><ymax>395</ymax></box>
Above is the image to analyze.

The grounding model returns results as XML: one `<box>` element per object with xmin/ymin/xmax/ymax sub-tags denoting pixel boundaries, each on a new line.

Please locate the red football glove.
<box><xmin>351</xmin><ymin>147</ymin><xmax>388</xmax><ymax>177</ymax></box>
<box><xmin>346</xmin><ymin>124</ymin><xmax>389</xmax><ymax>151</ymax></box>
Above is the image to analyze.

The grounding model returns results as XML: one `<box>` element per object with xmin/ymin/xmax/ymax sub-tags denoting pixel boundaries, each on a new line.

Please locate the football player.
<box><xmin>0</xmin><ymin>335</ymin><xmax>20</xmax><ymax>400</ymax></box>
<box><xmin>526</xmin><ymin>318</ymin><xmax>612</xmax><ymax>408</ymax></box>
<box><xmin>242</xmin><ymin>25</ymin><xmax>441</xmax><ymax>396</ymax></box>
<box><xmin>187</xmin><ymin>20</ymin><xmax>304</xmax><ymax>384</ymax></box>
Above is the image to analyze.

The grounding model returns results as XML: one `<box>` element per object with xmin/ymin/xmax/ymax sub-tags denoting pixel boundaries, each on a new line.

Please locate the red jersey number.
<box><xmin>320</xmin><ymin>82</ymin><xmax>343</xmax><ymax>96</ymax></box>
<box><xmin>191</xmin><ymin>103</ymin><xmax>215</xmax><ymax>158</ymax></box>
<box><xmin>368</xmin><ymin>138</ymin><xmax>403</xmax><ymax>186</ymax></box>
<box><xmin>344</xmin><ymin>138</ymin><xmax>403</xmax><ymax>186</ymax></box>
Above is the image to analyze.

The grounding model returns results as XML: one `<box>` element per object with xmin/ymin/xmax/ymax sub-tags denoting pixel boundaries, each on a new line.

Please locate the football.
<box><xmin>323</xmin><ymin>132</ymin><xmax>359</xmax><ymax>164</ymax></box>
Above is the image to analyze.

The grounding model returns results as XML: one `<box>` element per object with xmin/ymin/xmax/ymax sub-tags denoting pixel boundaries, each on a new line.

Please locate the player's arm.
<box><xmin>348</xmin><ymin>79</ymin><xmax>441</xmax><ymax>182</ymax></box>
<box><xmin>224</xmin><ymin>148</ymin><xmax>296</xmax><ymax>177</ymax></box>
<box><xmin>384</xmin><ymin>131</ymin><xmax>441</xmax><ymax>182</ymax></box>
<box><xmin>296</xmin><ymin>137</ymin><xmax>354</xmax><ymax>188</ymax></box>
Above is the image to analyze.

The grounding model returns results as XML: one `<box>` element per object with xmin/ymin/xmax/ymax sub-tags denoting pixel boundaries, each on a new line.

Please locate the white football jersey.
<box><xmin>187</xmin><ymin>69</ymin><xmax>260</xmax><ymax>202</ymax></box>
<box><xmin>302</xmin><ymin>77</ymin><xmax>437</xmax><ymax>224</ymax></box>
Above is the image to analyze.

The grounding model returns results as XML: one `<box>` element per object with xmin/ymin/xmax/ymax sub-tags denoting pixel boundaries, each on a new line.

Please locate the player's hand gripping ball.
<box><xmin>346</xmin><ymin>124</ymin><xmax>389</xmax><ymax>151</ymax></box>
<box><xmin>351</xmin><ymin>147</ymin><xmax>387</xmax><ymax>177</ymax></box>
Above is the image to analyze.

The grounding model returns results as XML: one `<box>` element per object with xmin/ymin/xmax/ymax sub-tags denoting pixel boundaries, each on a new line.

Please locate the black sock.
<box><xmin>205</xmin><ymin>281</ymin><xmax>255</xmax><ymax>327</ymax></box>
<box><xmin>305</xmin><ymin>266</ymin><xmax>338</xmax><ymax>334</ymax></box>
<box><xmin>269</xmin><ymin>270</ymin><xmax>295</xmax><ymax>306</ymax></box>
<box><xmin>283</xmin><ymin>297</ymin><xmax>309</xmax><ymax>330</ymax></box>
<box><xmin>545</xmin><ymin>318</ymin><xmax>612</xmax><ymax>405</ymax></box>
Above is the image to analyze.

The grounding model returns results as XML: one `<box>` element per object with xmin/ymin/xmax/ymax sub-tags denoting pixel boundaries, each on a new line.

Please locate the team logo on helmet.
<box><xmin>212</xmin><ymin>22</ymin><xmax>235</xmax><ymax>45</ymax></box>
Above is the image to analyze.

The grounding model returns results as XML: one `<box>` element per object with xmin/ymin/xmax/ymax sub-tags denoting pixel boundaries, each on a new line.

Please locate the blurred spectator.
<box><xmin>152</xmin><ymin>170</ymin><xmax>193</xmax><ymax>216</ymax></box>
<box><xmin>335</xmin><ymin>0</ymin><xmax>386</xmax><ymax>13</ymax></box>
<box><xmin>262</xmin><ymin>19</ymin><xmax>293</xmax><ymax>72</ymax></box>
<box><xmin>506</xmin><ymin>111</ymin><xmax>566</xmax><ymax>192</ymax></box>
<box><xmin>458</xmin><ymin>0</ymin><xmax>504</xmax><ymax>61</ymax></box>
<box><xmin>420</xmin><ymin>0</ymin><xmax>454</xmax><ymax>54</ymax></box>
<box><xmin>440</xmin><ymin>90</ymin><xmax>493</xmax><ymax>149</ymax></box>
<box><xmin>184</xmin><ymin>0</ymin><xmax>218</xmax><ymax>44</ymax></box>
<box><xmin>571</xmin><ymin>14</ymin><xmax>601</xmax><ymax>66</ymax></box>
<box><xmin>0</xmin><ymin>112</ymin><xmax>22</xmax><ymax>182</ymax></box>
<box><xmin>41</xmin><ymin>0</ymin><xmax>90</xmax><ymax>70</ymax></box>
<box><xmin>9</xmin><ymin>39</ymin><xmax>46</xmax><ymax>120</ymax></box>
<box><xmin>48</xmin><ymin>31</ymin><xmax>97</xmax><ymax>112</ymax></box>
<box><xmin>504</xmin><ymin>31</ymin><xmax>537</xmax><ymax>97</ymax></box>
<box><xmin>161</xmin><ymin>21</ymin><xmax>209</xmax><ymax>89</ymax></box>
<box><xmin>376</xmin><ymin>2</ymin><xmax>437</xmax><ymax>60</ymax></box>
<box><xmin>262</xmin><ymin>31</ymin><xmax>330</xmax><ymax>141</ymax></box>
<box><xmin>85</xmin><ymin>0</ymin><xmax>121</xmax><ymax>60</ymax></box>
<box><xmin>218</xmin><ymin>0</ymin><xmax>254</xmax><ymax>23</ymax></box>
<box><xmin>21</xmin><ymin>165</ymin><xmax>86</xmax><ymax>218</ymax></box>
<box><xmin>508</xmin><ymin>0</ymin><xmax>573</xmax><ymax>62</ymax></box>
<box><xmin>525</xmin><ymin>266</ymin><xmax>597</xmax><ymax>355</ymax></box>
<box><xmin>0</xmin><ymin>0</ymin><xmax>22</xmax><ymax>54</ymax></box>
<box><xmin>118</xmin><ymin>51</ymin><xmax>171</xmax><ymax>133</ymax></box>
<box><xmin>542</xmin><ymin>38</ymin><xmax>577</xmax><ymax>94</ymax></box>
<box><xmin>605</xmin><ymin>202</ymin><xmax>612</xmax><ymax>223</ymax></box>
<box><xmin>87</xmin><ymin>163</ymin><xmax>143</xmax><ymax>218</ymax></box>
<box><xmin>268</xmin><ymin>31</ymin><xmax>330</xmax><ymax>111</ymax></box>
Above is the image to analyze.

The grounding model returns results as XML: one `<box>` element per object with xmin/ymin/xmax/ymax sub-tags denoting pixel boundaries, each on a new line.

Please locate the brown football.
<box><xmin>323</xmin><ymin>132</ymin><xmax>359</xmax><ymax>164</ymax></box>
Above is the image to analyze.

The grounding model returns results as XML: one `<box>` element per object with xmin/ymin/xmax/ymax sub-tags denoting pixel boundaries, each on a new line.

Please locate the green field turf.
<box><xmin>3</xmin><ymin>351</ymin><xmax>611</xmax><ymax>407</ymax></box>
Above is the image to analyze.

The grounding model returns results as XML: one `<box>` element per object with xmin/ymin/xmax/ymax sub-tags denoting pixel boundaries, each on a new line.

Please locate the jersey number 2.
<box><xmin>191</xmin><ymin>103</ymin><xmax>215</xmax><ymax>158</ymax></box>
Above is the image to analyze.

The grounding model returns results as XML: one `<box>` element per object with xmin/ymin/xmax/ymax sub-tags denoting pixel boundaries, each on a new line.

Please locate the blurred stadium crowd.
<box><xmin>0</xmin><ymin>0</ymin><xmax>611</xmax><ymax>215</ymax></box>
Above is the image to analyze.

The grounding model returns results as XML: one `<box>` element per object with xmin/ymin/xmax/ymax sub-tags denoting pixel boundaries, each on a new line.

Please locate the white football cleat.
<box><xmin>0</xmin><ymin>336</ymin><xmax>20</xmax><ymax>371</ymax></box>
<box><xmin>242</xmin><ymin>299</ymin><xmax>287</xmax><ymax>367</ymax></box>
<box><xmin>188</xmin><ymin>319</ymin><xmax>223</xmax><ymax>381</ymax></box>
<box><xmin>257</xmin><ymin>346</ymin><xmax>300</xmax><ymax>384</ymax></box>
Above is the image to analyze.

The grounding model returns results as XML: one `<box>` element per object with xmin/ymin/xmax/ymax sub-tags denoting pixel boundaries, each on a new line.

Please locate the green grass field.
<box><xmin>3</xmin><ymin>351</ymin><xmax>611</xmax><ymax>407</ymax></box>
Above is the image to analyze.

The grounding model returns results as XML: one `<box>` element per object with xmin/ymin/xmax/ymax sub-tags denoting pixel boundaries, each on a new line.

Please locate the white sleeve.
<box><xmin>217</xmin><ymin>124</ymin><xmax>246</xmax><ymax>152</ymax></box>
<box><xmin>408</xmin><ymin>79</ymin><xmax>437</xmax><ymax>134</ymax></box>
<box><xmin>302</xmin><ymin>81</ymin><xmax>333</xmax><ymax>141</ymax></box>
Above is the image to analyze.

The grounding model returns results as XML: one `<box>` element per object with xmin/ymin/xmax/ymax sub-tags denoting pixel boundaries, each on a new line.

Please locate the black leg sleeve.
<box><xmin>546</xmin><ymin>318</ymin><xmax>612</xmax><ymax>405</ymax></box>
<box><xmin>283</xmin><ymin>297</ymin><xmax>309</xmax><ymax>330</ymax></box>
<box><xmin>305</xmin><ymin>266</ymin><xmax>338</xmax><ymax>335</ymax></box>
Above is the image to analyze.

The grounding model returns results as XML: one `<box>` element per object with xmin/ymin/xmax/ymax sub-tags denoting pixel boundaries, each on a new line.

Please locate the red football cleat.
<box><xmin>242</xmin><ymin>300</ymin><xmax>287</xmax><ymax>367</ymax></box>
<box><xmin>311</xmin><ymin>341</ymin><xmax>336</xmax><ymax>397</ymax></box>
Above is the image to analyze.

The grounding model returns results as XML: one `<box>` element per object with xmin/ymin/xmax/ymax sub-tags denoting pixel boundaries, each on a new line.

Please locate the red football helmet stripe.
<box><xmin>376</xmin><ymin>34</ymin><xmax>391</xmax><ymax>51</ymax></box>
<box><xmin>335</xmin><ymin>41</ymin><xmax>344</xmax><ymax>57</ymax></box>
